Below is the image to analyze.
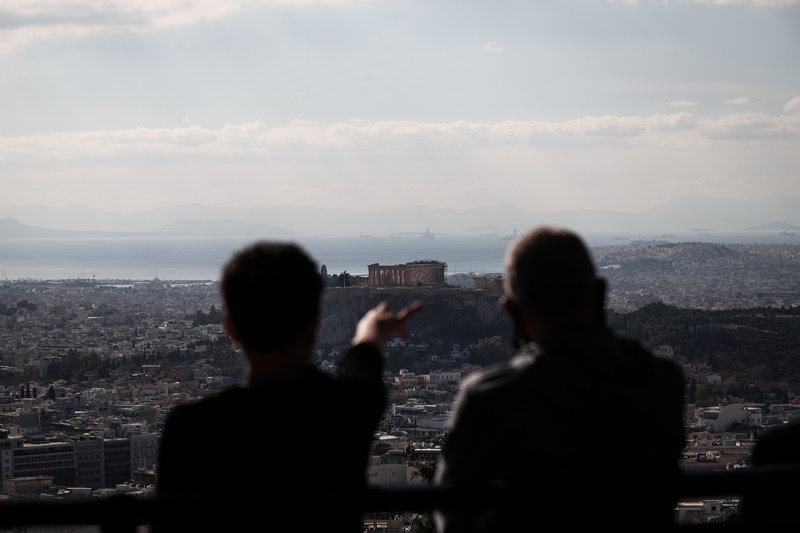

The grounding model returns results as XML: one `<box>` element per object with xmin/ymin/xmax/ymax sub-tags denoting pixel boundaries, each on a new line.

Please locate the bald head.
<box><xmin>504</xmin><ymin>226</ymin><xmax>599</xmax><ymax>324</ymax></box>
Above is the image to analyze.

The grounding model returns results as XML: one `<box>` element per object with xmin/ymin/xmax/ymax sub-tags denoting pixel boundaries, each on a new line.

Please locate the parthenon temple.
<box><xmin>367</xmin><ymin>260</ymin><xmax>447</xmax><ymax>287</ymax></box>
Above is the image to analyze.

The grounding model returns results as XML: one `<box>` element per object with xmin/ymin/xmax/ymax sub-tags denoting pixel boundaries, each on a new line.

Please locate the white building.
<box><xmin>366</xmin><ymin>453</ymin><xmax>417</xmax><ymax>487</ymax></box>
<box><xmin>130</xmin><ymin>433</ymin><xmax>159</xmax><ymax>473</ymax></box>
<box><xmin>695</xmin><ymin>404</ymin><xmax>763</xmax><ymax>432</ymax></box>
<box><xmin>428</xmin><ymin>370</ymin><xmax>460</xmax><ymax>386</ymax></box>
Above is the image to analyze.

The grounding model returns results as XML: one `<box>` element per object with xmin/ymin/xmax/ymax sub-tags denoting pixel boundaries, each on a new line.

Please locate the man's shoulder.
<box><xmin>460</xmin><ymin>352</ymin><xmax>536</xmax><ymax>395</ymax></box>
<box><xmin>753</xmin><ymin>422</ymin><xmax>800</xmax><ymax>464</ymax></box>
<box><xmin>165</xmin><ymin>387</ymin><xmax>245</xmax><ymax>422</ymax></box>
<box><xmin>614</xmin><ymin>333</ymin><xmax>684</xmax><ymax>378</ymax></box>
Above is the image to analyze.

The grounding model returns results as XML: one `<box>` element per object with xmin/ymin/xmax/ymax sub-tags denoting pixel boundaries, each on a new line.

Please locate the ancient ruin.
<box><xmin>367</xmin><ymin>260</ymin><xmax>447</xmax><ymax>286</ymax></box>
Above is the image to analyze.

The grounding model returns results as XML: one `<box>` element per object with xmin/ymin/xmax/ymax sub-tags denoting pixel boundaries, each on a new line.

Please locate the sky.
<box><xmin>1</xmin><ymin>0</ymin><xmax>799</xmax><ymax>215</ymax></box>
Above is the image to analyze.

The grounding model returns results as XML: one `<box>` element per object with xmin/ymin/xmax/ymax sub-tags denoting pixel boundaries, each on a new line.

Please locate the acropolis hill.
<box><xmin>318</xmin><ymin>242</ymin><xmax>800</xmax><ymax>346</ymax></box>
<box><xmin>319</xmin><ymin>283</ymin><xmax>507</xmax><ymax>347</ymax></box>
<box><xmin>1</xmin><ymin>242</ymin><xmax>797</xmax><ymax>353</ymax></box>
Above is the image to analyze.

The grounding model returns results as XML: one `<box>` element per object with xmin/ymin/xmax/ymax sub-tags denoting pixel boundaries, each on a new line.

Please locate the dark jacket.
<box><xmin>741</xmin><ymin>421</ymin><xmax>800</xmax><ymax>526</ymax></box>
<box><xmin>434</xmin><ymin>325</ymin><xmax>686</xmax><ymax>532</ymax></box>
<box><xmin>155</xmin><ymin>343</ymin><xmax>386</xmax><ymax>532</ymax></box>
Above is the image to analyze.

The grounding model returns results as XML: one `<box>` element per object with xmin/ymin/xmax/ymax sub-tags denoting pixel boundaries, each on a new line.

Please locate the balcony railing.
<box><xmin>0</xmin><ymin>465</ymin><xmax>798</xmax><ymax>531</ymax></box>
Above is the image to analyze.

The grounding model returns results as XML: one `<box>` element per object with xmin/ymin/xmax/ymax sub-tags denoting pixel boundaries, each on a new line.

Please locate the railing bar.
<box><xmin>0</xmin><ymin>465</ymin><xmax>798</xmax><ymax>529</ymax></box>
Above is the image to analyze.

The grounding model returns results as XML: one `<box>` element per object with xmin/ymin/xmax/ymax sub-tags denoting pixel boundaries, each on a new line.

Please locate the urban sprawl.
<box><xmin>1</xmin><ymin>241</ymin><xmax>799</xmax><ymax>529</ymax></box>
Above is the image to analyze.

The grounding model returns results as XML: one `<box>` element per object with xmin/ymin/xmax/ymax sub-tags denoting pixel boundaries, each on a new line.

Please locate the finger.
<box><xmin>396</xmin><ymin>325</ymin><xmax>410</xmax><ymax>341</ymax></box>
<box><xmin>399</xmin><ymin>301</ymin><xmax>423</xmax><ymax>319</ymax></box>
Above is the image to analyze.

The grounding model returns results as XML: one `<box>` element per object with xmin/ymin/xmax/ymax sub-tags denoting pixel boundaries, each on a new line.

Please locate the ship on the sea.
<box><xmin>501</xmin><ymin>228</ymin><xmax>518</xmax><ymax>240</ymax></box>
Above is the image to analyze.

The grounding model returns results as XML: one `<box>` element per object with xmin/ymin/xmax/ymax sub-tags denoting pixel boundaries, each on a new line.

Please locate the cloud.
<box><xmin>687</xmin><ymin>0</ymin><xmax>800</xmax><ymax>6</ymax></box>
<box><xmin>0</xmin><ymin>116</ymin><xmax>668</xmax><ymax>161</ymax></box>
<box><xmin>0</xmin><ymin>1</ymin><xmax>242</xmax><ymax>53</ymax></box>
<box><xmin>482</xmin><ymin>42</ymin><xmax>502</xmax><ymax>53</ymax></box>
<box><xmin>699</xmin><ymin>111</ymin><xmax>800</xmax><ymax>140</ymax></box>
<box><xmin>3</xmin><ymin>112</ymin><xmax>798</xmax><ymax>213</ymax></box>
<box><xmin>3</xmin><ymin>110</ymin><xmax>797</xmax><ymax>166</ymax></box>
<box><xmin>0</xmin><ymin>0</ymin><xmax>357</xmax><ymax>54</ymax></box>
<box><xmin>601</xmin><ymin>0</ymin><xmax>798</xmax><ymax>4</ymax></box>
<box><xmin>724</xmin><ymin>97</ymin><xmax>750</xmax><ymax>105</ymax></box>
<box><xmin>665</xmin><ymin>100</ymin><xmax>699</xmax><ymax>108</ymax></box>
<box><xmin>785</xmin><ymin>96</ymin><xmax>800</xmax><ymax>112</ymax></box>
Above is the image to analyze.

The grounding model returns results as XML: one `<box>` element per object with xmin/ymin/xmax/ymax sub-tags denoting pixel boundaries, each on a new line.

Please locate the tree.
<box><xmin>411</xmin><ymin>461</ymin><xmax>437</xmax><ymax>483</ymax></box>
<box><xmin>468</xmin><ymin>336</ymin><xmax>513</xmax><ymax>367</ymax></box>
<box><xmin>409</xmin><ymin>461</ymin><xmax>437</xmax><ymax>533</ymax></box>
<box><xmin>61</xmin><ymin>348</ymin><xmax>81</xmax><ymax>381</ymax></box>
<box><xmin>688</xmin><ymin>376</ymin><xmax>697</xmax><ymax>404</ymax></box>
<box><xmin>47</xmin><ymin>385</ymin><xmax>56</xmax><ymax>401</ymax></box>
<box><xmin>191</xmin><ymin>305</ymin><xmax>223</xmax><ymax>326</ymax></box>
<box><xmin>389</xmin><ymin>390</ymin><xmax>409</xmax><ymax>404</ymax></box>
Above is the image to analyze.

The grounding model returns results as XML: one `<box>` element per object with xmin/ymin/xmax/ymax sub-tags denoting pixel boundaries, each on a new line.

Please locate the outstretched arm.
<box><xmin>336</xmin><ymin>301</ymin><xmax>425</xmax><ymax>448</ymax></box>
<box><xmin>351</xmin><ymin>300</ymin><xmax>424</xmax><ymax>350</ymax></box>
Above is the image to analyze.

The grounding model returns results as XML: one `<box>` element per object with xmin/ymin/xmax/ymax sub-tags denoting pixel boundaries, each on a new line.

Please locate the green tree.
<box><xmin>191</xmin><ymin>305</ymin><xmax>223</xmax><ymax>326</ymax></box>
<box><xmin>694</xmin><ymin>383</ymin><xmax>717</xmax><ymax>408</ymax></box>
<box><xmin>389</xmin><ymin>390</ymin><xmax>408</xmax><ymax>404</ymax></box>
<box><xmin>411</xmin><ymin>461</ymin><xmax>437</xmax><ymax>484</ymax></box>
<box><xmin>468</xmin><ymin>336</ymin><xmax>513</xmax><ymax>367</ymax></box>
<box><xmin>409</xmin><ymin>461</ymin><xmax>438</xmax><ymax>533</ymax></box>
<box><xmin>688</xmin><ymin>376</ymin><xmax>697</xmax><ymax>404</ymax></box>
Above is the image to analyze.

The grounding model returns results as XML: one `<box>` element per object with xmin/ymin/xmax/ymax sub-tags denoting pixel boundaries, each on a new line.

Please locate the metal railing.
<box><xmin>0</xmin><ymin>465</ymin><xmax>798</xmax><ymax>531</ymax></box>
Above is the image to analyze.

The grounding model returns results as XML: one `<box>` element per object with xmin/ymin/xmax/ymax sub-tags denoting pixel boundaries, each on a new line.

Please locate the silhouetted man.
<box><xmin>156</xmin><ymin>241</ymin><xmax>422</xmax><ymax>532</ymax></box>
<box><xmin>434</xmin><ymin>226</ymin><xmax>686</xmax><ymax>532</ymax></box>
<box><xmin>741</xmin><ymin>422</ymin><xmax>800</xmax><ymax>526</ymax></box>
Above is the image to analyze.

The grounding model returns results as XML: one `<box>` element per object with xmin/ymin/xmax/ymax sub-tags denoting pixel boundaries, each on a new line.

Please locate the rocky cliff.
<box><xmin>318</xmin><ymin>284</ymin><xmax>508</xmax><ymax>348</ymax></box>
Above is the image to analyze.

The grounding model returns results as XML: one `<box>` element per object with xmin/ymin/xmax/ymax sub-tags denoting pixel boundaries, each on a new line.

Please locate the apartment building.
<box><xmin>695</xmin><ymin>404</ymin><xmax>763</xmax><ymax>432</ymax></box>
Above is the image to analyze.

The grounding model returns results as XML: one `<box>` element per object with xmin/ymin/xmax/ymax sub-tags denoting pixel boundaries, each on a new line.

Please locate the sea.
<box><xmin>0</xmin><ymin>231</ymin><xmax>797</xmax><ymax>282</ymax></box>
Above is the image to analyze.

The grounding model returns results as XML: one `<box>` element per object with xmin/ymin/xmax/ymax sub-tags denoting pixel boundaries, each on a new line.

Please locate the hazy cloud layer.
<box><xmin>3</xmin><ymin>110</ymin><xmax>799</xmax><ymax>162</ymax></box>
<box><xmin>2</xmin><ymin>0</ymin><xmax>798</xmax><ymax>53</ymax></box>
<box><xmin>3</xmin><ymin>108</ymin><xmax>798</xmax><ymax>212</ymax></box>
<box><xmin>2</xmin><ymin>1</ymin><xmax>798</xmax><ymax>214</ymax></box>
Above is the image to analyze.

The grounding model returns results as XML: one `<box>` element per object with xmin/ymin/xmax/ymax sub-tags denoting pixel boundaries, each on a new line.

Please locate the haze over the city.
<box><xmin>1</xmin><ymin>0</ymin><xmax>799</xmax><ymax>218</ymax></box>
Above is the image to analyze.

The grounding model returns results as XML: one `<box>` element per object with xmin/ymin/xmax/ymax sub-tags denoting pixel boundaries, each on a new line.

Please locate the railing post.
<box><xmin>100</xmin><ymin>494</ymin><xmax>141</xmax><ymax>533</ymax></box>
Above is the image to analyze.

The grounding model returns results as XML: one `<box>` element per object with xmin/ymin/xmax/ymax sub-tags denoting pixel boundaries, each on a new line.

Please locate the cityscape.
<box><xmin>0</xmin><ymin>240</ymin><xmax>798</xmax><ymax>530</ymax></box>
<box><xmin>3</xmin><ymin>0</ymin><xmax>799</xmax><ymax>529</ymax></box>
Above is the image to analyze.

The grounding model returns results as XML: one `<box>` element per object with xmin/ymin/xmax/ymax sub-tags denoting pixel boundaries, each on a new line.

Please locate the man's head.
<box><xmin>503</xmin><ymin>226</ymin><xmax>602</xmax><ymax>340</ymax></box>
<box><xmin>220</xmin><ymin>241</ymin><xmax>323</xmax><ymax>354</ymax></box>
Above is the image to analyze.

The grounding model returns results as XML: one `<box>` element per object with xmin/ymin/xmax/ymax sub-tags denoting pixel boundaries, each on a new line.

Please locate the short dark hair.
<box><xmin>505</xmin><ymin>226</ymin><xmax>596</xmax><ymax>321</ymax></box>
<box><xmin>220</xmin><ymin>241</ymin><xmax>323</xmax><ymax>353</ymax></box>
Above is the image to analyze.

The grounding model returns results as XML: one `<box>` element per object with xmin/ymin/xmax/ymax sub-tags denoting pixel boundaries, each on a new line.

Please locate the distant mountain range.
<box><xmin>745</xmin><ymin>221</ymin><xmax>799</xmax><ymax>231</ymax></box>
<box><xmin>0</xmin><ymin>194</ymin><xmax>798</xmax><ymax>238</ymax></box>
